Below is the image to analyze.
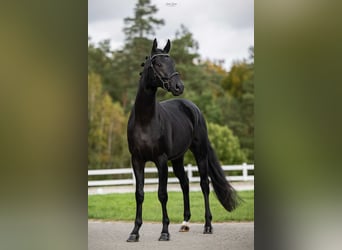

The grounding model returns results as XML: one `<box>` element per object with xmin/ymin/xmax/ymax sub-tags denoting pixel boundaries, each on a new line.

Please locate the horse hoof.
<box><xmin>127</xmin><ymin>234</ymin><xmax>139</xmax><ymax>242</ymax></box>
<box><xmin>179</xmin><ymin>225</ymin><xmax>190</xmax><ymax>232</ymax></box>
<box><xmin>158</xmin><ymin>232</ymin><xmax>170</xmax><ymax>241</ymax></box>
<box><xmin>203</xmin><ymin>226</ymin><xmax>213</xmax><ymax>234</ymax></box>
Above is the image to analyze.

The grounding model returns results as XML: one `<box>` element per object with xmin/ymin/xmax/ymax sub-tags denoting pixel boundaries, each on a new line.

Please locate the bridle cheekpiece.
<box><xmin>149</xmin><ymin>53</ymin><xmax>180</xmax><ymax>91</ymax></box>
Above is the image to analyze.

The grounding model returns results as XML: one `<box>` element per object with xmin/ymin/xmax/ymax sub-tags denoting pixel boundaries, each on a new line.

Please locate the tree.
<box><xmin>123</xmin><ymin>0</ymin><xmax>164</xmax><ymax>40</ymax></box>
<box><xmin>248</xmin><ymin>46</ymin><xmax>254</xmax><ymax>61</ymax></box>
<box><xmin>221</xmin><ymin>61</ymin><xmax>253</xmax><ymax>99</ymax></box>
<box><xmin>171</xmin><ymin>24</ymin><xmax>199</xmax><ymax>65</ymax></box>
<box><xmin>88</xmin><ymin>73</ymin><xmax>130</xmax><ymax>169</ymax></box>
<box><xmin>221</xmin><ymin>48</ymin><xmax>254</xmax><ymax>162</ymax></box>
<box><xmin>207</xmin><ymin>123</ymin><xmax>247</xmax><ymax>164</ymax></box>
<box><xmin>88</xmin><ymin>38</ymin><xmax>119</xmax><ymax>101</ymax></box>
<box><xmin>97</xmin><ymin>0</ymin><xmax>166</xmax><ymax>111</ymax></box>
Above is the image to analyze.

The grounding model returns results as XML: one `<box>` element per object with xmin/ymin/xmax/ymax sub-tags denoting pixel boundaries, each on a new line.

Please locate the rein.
<box><xmin>149</xmin><ymin>53</ymin><xmax>180</xmax><ymax>91</ymax></box>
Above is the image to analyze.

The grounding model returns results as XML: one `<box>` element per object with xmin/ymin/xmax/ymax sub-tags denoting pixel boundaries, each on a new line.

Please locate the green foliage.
<box><xmin>221</xmin><ymin>61</ymin><xmax>253</xmax><ymax>99</ymax></box>
<box><xmin>208</xmin><ymin>123</ymin><xmax>247</xmax><ymax>164</ymax></box>
<box><xmin>221</xmin><ymin>55</ymin><xmax>254</xmax><ymax>162</ymax></box>
<box><xmin>172</xmin><ymin>24</ymin><xmax>199</xmax><ymax>64</ymax></box>
<box><xmin>88</xmin><ymin>73</ymin><xmax>130</xmax><ymax>169</ymax></box>
<box><xmin>88</xmin><ymin>38</ymin><xmax>120</xmax><ymax>103</ymax></box>
<box><xmin>184</xmin><ymin>122</ymin><xmax>247</xmax><ymax>165</ymax></box>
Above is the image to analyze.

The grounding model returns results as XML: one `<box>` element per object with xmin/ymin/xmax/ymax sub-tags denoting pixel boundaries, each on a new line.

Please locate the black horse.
<box><xmin>127</xmin><ymin>39</ymin><xmax>239</xmax><ymax>242</ymax></box>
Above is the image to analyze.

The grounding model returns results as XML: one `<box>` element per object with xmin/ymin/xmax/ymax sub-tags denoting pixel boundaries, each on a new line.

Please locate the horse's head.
<box><xmin>146</xmin><ymin>39</ymin><xmax>184</xmax><ymax>96</ymax></box>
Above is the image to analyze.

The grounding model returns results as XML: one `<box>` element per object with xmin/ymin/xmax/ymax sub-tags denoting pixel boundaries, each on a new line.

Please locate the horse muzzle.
<box><xmin>170</xmin><ymin>80</ymin><xmax>184</xmax><ymax>96</ymax></box>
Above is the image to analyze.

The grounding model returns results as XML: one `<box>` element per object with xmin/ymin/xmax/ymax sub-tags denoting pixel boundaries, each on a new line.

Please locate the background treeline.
<box><xmin>88</xmin><ymin>0</ymin><xmax>254</xmax><ymax>169</ymax></box>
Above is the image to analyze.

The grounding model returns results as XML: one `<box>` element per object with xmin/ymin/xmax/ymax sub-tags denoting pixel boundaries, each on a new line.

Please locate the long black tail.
<box><xmin>207</xmin><ymin>144</ymin><xmax>240</xmax><ymax>212</ymax></box>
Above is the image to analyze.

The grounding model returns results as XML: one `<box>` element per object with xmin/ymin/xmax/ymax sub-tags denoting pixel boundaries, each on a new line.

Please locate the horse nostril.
<box><xmin>175</xmin><ymin>83</ymin><xmax>180</xmax><ymax>91</ymax></box>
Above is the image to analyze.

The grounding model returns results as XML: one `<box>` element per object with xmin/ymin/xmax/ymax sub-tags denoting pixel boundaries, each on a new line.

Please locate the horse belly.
<box><xmin>168</xmin><ymin>125</ymin><xmax>193</xmax><ymax>160</ymax></box>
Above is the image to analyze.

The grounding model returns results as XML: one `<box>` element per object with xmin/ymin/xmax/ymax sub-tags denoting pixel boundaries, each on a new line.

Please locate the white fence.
<box><xmin>88</xmin><ymin>163</ymin><xmax>254</xmax><ymax>187</ymax></box>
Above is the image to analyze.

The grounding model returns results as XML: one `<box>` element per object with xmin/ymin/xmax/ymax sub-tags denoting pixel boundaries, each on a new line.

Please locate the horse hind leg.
<box><xmin>199</xmin><ymin>159</ymin><xmax>213</xmax><ymax>234</ymax></box>
<box><xmin>191</xmin><ymin>147</ymin><xmax>213</xmax><ymax>234</ymax></box>
<box><xmin>171</xmin><ymin>157</ymin><xmax>191</xmax><ymax>232</ymax></box>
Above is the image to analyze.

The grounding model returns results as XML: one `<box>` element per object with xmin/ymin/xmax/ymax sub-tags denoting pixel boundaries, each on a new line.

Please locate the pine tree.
<box><xmin>123</xmin><ymin>0</ymin><xmax>164</xmax><ymax>40</ymax></box>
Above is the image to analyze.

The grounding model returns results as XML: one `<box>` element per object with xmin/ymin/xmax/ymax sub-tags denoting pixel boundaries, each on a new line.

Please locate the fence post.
<box><xmin>242</xmin><ymin>162</ymin><xmax>248</xmax><ymax>181</ymax></box>
<box><xmin>187</xmin><ymin>164</ymin><xmax>192</xmax><ymax>182</ymax></box>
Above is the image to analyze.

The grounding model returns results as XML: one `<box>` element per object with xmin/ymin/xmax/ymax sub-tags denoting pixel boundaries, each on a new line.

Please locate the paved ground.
<box><xmin>88</xmin><ymin>181</ymin><xmax>254</xmax><ymax>195</ymax></box>
<box><xmin>88</xmin><ymin>221</ymin><xmax>254</xmax><ymax>250</ymax></box>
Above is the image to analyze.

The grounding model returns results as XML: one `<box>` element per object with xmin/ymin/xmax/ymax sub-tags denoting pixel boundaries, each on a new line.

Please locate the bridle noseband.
<box><xmin>149</xmin><ymin>53</ymin><xmax>180</xmax><ymax>91</ymax></box>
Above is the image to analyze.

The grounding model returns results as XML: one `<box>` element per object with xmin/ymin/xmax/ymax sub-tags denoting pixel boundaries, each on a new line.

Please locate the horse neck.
<box><xmin>133</xmin><ymin>74</ymin><xmax>158</xmax><ymax>123</ymax></box>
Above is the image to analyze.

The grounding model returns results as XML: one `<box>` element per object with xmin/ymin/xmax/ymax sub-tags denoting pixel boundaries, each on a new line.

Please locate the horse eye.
<box><xmin>156</xmin><ymin>63</ymin><xmax>162</xmax><ymax>67</ymax></box>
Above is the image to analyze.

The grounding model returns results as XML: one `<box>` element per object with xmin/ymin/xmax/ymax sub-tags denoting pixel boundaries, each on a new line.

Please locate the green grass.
<box><xmin>88</xmin><ymin>191</ymin><xmax>253</xmax><ymax>222</ymax></box>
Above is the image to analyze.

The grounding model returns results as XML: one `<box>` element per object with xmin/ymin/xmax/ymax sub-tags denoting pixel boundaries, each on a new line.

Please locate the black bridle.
<box><xmin>149</xmin><ymin>53</ymin><xmax>180</xmax><ymax>91</ymax></box>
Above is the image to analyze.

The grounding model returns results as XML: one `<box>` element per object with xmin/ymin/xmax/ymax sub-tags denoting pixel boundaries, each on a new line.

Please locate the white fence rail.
<box><xmin>88</xmin><ymin>163</ymin><xmax>254</xmax><ymax>187</ymax></box>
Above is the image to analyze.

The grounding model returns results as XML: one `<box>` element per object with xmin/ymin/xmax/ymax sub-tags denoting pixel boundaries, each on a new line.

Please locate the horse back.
<box><xmin>159</xmin><ymin>98</ymin><xmax>202</xmax><ymax>128</ymax></box>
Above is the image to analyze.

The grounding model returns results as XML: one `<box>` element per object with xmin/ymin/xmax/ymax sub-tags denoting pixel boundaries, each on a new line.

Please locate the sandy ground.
<box><xmin>88</xmin><ymin>220</ymin><xmax>254</xmax><ymax>250</ymax></box>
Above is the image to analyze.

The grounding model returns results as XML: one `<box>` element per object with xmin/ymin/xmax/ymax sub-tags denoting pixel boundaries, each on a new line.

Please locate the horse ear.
<box><xmin>163</xmin><ymin>39</ymin><xmax>171</xmax><ymax>53</ymax></box>
<box><xmin>151</xmin><ymin>38</ymin><xmax>158</xmax><ymax>53</ymax></box>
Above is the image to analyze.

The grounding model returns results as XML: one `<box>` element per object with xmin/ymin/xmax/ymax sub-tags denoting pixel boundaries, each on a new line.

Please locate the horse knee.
<box><xmin>158</xmin><ymin>191</ymin><xmax>168</xmax><ymax>203</ymax></box>
<box><xmin>135</xmin><ymin>190</ymin><xmax>144</xmax><ymax>203</ymax></box>
<box><xmin>200</xmin><ymin>178</ymin><xmax>209</xmax><ymax>190</ymax></box>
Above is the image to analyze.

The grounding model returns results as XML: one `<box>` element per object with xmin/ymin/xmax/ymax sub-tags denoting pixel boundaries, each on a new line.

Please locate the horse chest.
<box><xmin>130</xmin><ymin>125</ymin><xmax>163</xmax><ymax>158</ymax></box>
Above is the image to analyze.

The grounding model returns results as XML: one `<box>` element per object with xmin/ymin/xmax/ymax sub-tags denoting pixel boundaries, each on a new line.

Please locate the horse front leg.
<box><xmin>127</xmin><ymin>157</ymin><xmax>145</xmax><ymax>242</ymax></box>
<box><xmin>156</xmin><ymin>156</ymin><xmax>170</xmax><ymax>241</ymax></box>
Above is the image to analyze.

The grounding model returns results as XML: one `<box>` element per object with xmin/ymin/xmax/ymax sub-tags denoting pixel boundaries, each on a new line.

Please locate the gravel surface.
<box><xmin>88</xmin><ymin>221</ymin><xmax>254</xmax><ymax>250</ymax></box>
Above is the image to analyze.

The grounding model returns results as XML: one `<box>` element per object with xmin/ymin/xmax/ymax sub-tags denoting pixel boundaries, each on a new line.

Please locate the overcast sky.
<box><xmin>88</xmin><ymin>0</ymin><xmax>254</xmax><ymax>70</ymax></box>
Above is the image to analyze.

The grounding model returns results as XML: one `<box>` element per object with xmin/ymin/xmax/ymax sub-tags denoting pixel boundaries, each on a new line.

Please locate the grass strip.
<box><xmin>89</xmin><ymin>190</ymin><xmax>253</xmax><ymax>222</ymax></box>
